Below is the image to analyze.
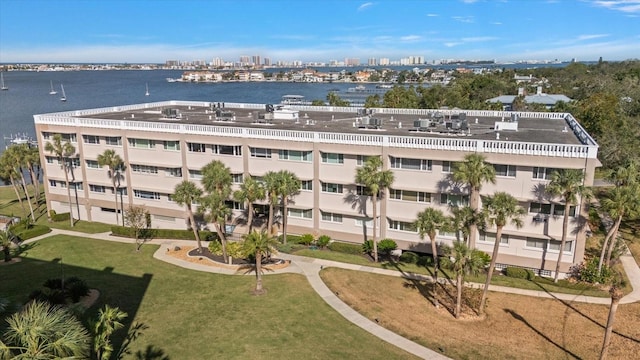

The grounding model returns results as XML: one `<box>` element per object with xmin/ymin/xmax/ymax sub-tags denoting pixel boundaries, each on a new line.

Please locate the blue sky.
<box><xmin>1</xmin><ymin>0</ymin><xmax>639</xmax><ymax>63</ymax></box>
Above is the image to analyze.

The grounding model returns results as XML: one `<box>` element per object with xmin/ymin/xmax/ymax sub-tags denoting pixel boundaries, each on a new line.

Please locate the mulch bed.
<box><xmin>187</xmin><ymin>247</ymin><xmax>250</xmax><ymax>265</ymax></box>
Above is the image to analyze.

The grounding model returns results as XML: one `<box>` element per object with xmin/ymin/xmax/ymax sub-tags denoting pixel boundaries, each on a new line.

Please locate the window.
<box><xmin>73</xmin><ymin>182</ymin><xmax>83</xmax><ymax>191</ymax></box>
<box><xmin>279</xmin><ymin>150</ymin><xmax>312</xmax><ymax>162</ymax></box>
<box><xmin>67</xmin><ymin>158</ymin><xmax>80</xmax><ymax>168</ymax></box>
<box><xmin>166</xmin><ymin>168</ymin><xmax>182</xmax><ymax>177</ymax></box>
<box><xmin>46</xmin><ymin>156</ymin><xmax>57</xmax><ymax>164</ymax></box>
<box><xmin>187</xmin><ymin>143</ymin><xmax>206</xmax><ymax>152</ymax></box>
<box><xmin>163</xmin><ymin>141</ymin><xmax>180</xmax><ymax>151</ymax></box>
<box><xmin>154</xmin><ymin>215</ymin><xmax>176</xmax><ymax>222</ymax></box>
<box><xmin>356</xmin><ymin>155</ymin><xmax>372</xmax><ymax>166</ymax></box>
<box><xmin>526</xmin><ymin>238</ymin><xmax>546</xmax><ymax>249</ymax></box>
<box><xmin>105</xmin><ymin>136</ymin><xmax>122</xmax><ymax>146</ymax></box>
<box><xmin>479</xmin><ymin>231</ymin><xmax>509</xmax><ymax>244</ymax></box>
<box><xmin>390</xmin><ymin>157</ymin><xmax>432</xmax><ymax>171</ymax></box>
<box><xmin>390</xmin><ymin>189</ymin><xmax>431</xmax><ymax>203</ymax></box>
<box><xmin>213</xmin><ymin>145</ymin><xmax>242</xmax><ymax>156</ymax></box>
<box><xmin>321</xmin><ymin>182</ymin><xmax>343</xmax><ymax>193</ymax></box>
<box><xmin>225</xmin><ymin>200</ymin><xmax>245</xmax><ymax>210</ymax></box>
<box><xmin>300</xmin><ymin>180</ymin><xmax>313</xmax><ymax>191</ymax></box>
<box><xmin>232</xmin><ymin>173</ymin><xmax>244</xmax><ymax>183</ymax></box>
<box><xmin>494</xmin><ymin>164</ymin><xmax>517</xmax><ymax>177</ymax></box>
<box><xmin>321</xmin><ymin>152</ymin><xmax>344</xmax><ymax>164</ymax></box>
<box><xmin>129</xmin><ymin>138</ymin><xmax>155</xmax><ymax>149</ymax></box>
<box><xmin>356</xmin><ymin>185</ymin><xmax>370</xmax><ymax>196</ymax></box>
<box><xmin>442</xmin><ymin>161</ymin><xmax>452</xmax><ymax>173</ymax></box>
<box><xmin>132</xmin><ymin>164</ymin><xmax>158</xmax><ymax>174</ymax></box>
<box><xmin>321</xmin><ymin>212</ymin><xmax>343</xmax><ymax>223</ymax></box>
<box><xmin>90</xmin><ymin>184</ymin><xmax>106</xmax><ymax>193</ymax></box>
<box><xmin>548</xmin><ymin>240</ymin><xmax>573</xmax><ymax>252</ymax></box>
<box><xmin>388</xmin><ymin>220</ymin><xmax>416</xmax><ymax>232</ymax></box>
<box><xmin>529</xmin><ymin>202</ymin><xmax>552</xmax><ymax>215</ymax></box>
<box><xmin>134</xmin><ymin>190</ymin><xmax>160</xmax><ymax>200</ymax></box>
<box><xmin>250</xmin><ymin>147</ymin><xmax>271</xmax><ymax>158</ymax></box>
<box><xmin>49</xmin><ymin>180</ymin><xmax>57</xmax><ymax>187</ymax></box>
<box><xmin>440</xmin><ymin>193</ymin><xmax>469</xmax><ymax>206</ymax></box>
<box><xmin>553</xmin><ymin>205</ymin><xmax>577</xmax><ymax>217</ymax></box>
<box><xmin>60</xmin><ymin>133</ymin><xmax>77</xmax><ymax>143</ymax></box>
<box><xmin>532</xmin><ymin>167</ymin><xmax>558</xmax><ymax>180</ymax></box>
<box><xmin>288</xmin><ymin>208</ymin><xmax>312</xmax><ymax>219</ymax></box>
<box><xmin>355</xmin><ymin>218</ymin><xmax>373</xmax><ymax>228</ymax></box>
<box><xmin>83</xmin><ymin>135</ymin><xmax>99</xmax><ymax>144</ymax></box>
<box><xmin>189</xmin><ymin>170</ymin><xmax>202</xmax><ymax>179</ymax></box>
<box><xmin>86</xmin><ymin>160</ymin><xmax>100</xmax><ymax>169</ymax></box>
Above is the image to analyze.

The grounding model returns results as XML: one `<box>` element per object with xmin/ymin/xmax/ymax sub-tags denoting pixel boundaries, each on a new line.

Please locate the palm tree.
<box><xmin>274</xmin><ymin>170</ymin><xmax>301</xmax><ymax>244</ymax></box>
<box><xmin>25</xmin><ymin>145</ymin><xmax>41</xmax><ymax>202</ymax></box>
<box><xmin>599</xmin><ymin>281</ymin><xmax>625</xmax><ymax>360</ymax></box>
<box><xmin>5</xmin><ymin>145</ymin><xmax>35</xmax><ymax>222</ymax></box>
<box><xmin>90</xmin><ymin>305</ymin><xmax>128</xmax><ymax>360</ymax></box>
<box><xmin>0</xmin><ymin>154</ymin><xmax>26</xmax><ymax>216</ymax></box>
<box><xmin>242</xmin><ymin>230</ymin><xmax>278</xmax><ymax>294</ymax></box>
<box><xmin>452</xmin><ymin>153</ymin><xmax>496</xmax><ymax>248</ymax></box>
<box><xmin>201</xmin><ymin>160</ymin><xmax>232</xmax><ymax>197</ymax></box>
<box><xmin>173</xmin><ymin>180</ymin><xmax>204</xmax><ymax>252</ymax></box>
<box><xmin>233</xmin><ymin>176</ymin><xmax>266</xmax><ymax>233</ymax></box>
<box><xmin>355</xmin><ymin>156</ymin><xmax>394</xmax><ymax>262</ymax></box>
<box><xmin>263</xmin><ymin>171</ymin><xmax>281</xmax><ymax>236</ymax></box>
<box><xmin>97</xmin><ymin>149</ymin><xmax>124</xmax><ymax>225</ymax></box>
<box><xmin>450</xmin><ymin>205</ymin><xmax>482</xmax><ymax>245</ymax></box>
<box><xmin>202</xmin><ymin>192</ymin><xmax>232</xmax><ymax>262</ymax></box>
<box><xmin>0</xmin><ymin>229</ymin><xmax>14</xmax><ymax>262</ymax></box>
<box><xmin>546</xmin><ymin>169</ymin><xmax>589</xmax><ymax>283</ymax></box>
<box><xmin>479</xmin><ymin>192</ymin><xmax>525</xmax><ymax>314</ymax></box>
<box><xmin>44</xmin><ymin>134</ymin><xmax>76</xmax><ymax>227</ymax></box>
<box><xmin>0</xmin><ymin>300</ymin><xmax>90</xmax><ymax>359</ymax></box>
<box><xmin>414</xmin><ymin>207</ymin><xmax>449</xmax><ymax>308</ymax></box>
<box><xmin>599</xmin><ymin>184</ymin><xmax>640</xmax><ymax>273</ymax></box>
<box><xmin>441</xmin><ymin>241</ymin><xmax>487</xmax><ymax>319</ymax></box>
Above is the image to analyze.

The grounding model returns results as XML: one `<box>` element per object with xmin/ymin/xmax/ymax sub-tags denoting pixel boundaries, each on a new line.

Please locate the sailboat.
<box><xmin>60</xmin><ymin>84</ymin><xmax>67</xmax><ymax>102</ymax></box>
<box><xmin>49</xmin><ymin>80</ymin><xmax>57</xmax><ymax>95</ymax></box>
<box><xmin>0</xmin><ymin>73</ymin><xmax>8</xmax><ymax>91</ymax></box>
<box><xmin>145</xmin><ymin>83</ymin><xmax>150</xmax><ymax>96</ymax></box>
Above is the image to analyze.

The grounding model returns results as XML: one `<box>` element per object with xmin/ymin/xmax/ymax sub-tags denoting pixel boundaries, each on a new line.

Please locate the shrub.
<box><xmin>570</xmin><ymin>257</ymin><xmax>612</xmax><ymax>284</ymax></box>
<box><xmin>226</xmin><ymin>241</ymin><xmax>246</xmax><ymax>259</ymax></box>
<box><xmin>399</xmin><ymin>251</ymin><xmax>419</xmax><ymax>264</ymax></box>
<box><xmin>377</xmin><ymin>238</ymin><xmax>397</xmax><ymax>255</ymax></box>
<box><xmin>316</xmin><ymin>235</ymin><xmax>331</xmax><ymax>248</ymax></box>
<box><xmin>416</xmin><ymin>256</ymin><xmax>433</xmax><ymax>267</ymax></box>
<box><xmin>111</xmin><ymin>226</ymin><xmax>218</xmax><ymax>241</ymax></box>
<box><xmin>209</xmin><ymin>239</ymin><xmax>222</xmax><ymax>255</ymax></box>
<box><xmin>328</xmin><ymin>241</ymin><xmax>363</xmax><ymax>255</ymax></box>
<box><xmin>300</xmin><ymin>234</ymin><xmax>315</xmax><ymax>246</ymax></box>
<box><xmin>505</xmin><ymin>267</ymin><xmax>534</xmax><ymax>280</ymax></box>
<box><xmin>13</xmin><ymin>225</ymin><xmax>51</xmax><ymax>241</ymax></box>
<box><xmin>65</xmin><ymin>277</ymin><xmax>90</xmax><ymax>302</ymax></box>
<box><xmin>50</xmin><ymin>211</ymin><xmax>71</xmax><ymax>222</ymax></box>
<box><xmin>362</xmin><ymin>239</ymin><xmax>373</xmax><ymax>254</ymax></box>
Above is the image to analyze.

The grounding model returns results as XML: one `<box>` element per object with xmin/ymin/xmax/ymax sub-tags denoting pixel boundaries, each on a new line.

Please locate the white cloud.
<box><xmin>591</xmin><ymin>0</ymin><xmax>640</xmax><ymax>13</ymax></box>
<box><xmin>444</xmin><ymin>42</ymin><xmax>462</xmax><ymax>47</ymax></box>
<box><xmin>452</xmin><ymin>16</ymin><xmax>474</xmax><ymax>23</ymax></box>
<box><xmin>461</xmin><ymin>0</ymin><xmax>479</xmax><ymax>3</ymax></box>
<box><xmin>400</xmin><ymin>35</ymin><xmax>422</xmax><ymax>42</ymax></box>
<box><xmin>461</xmin><ymin>36</ymin><xmax>498</xmax><ymax>42</ymax></box>
<box><xmin>491</xmin><ymin>21</ymin><xmax>502</xmax><ymax>25</ymax></box>
<box><xmin>426</xmin><ymin>13</ymin><xmax>439</xmax><ymax>17</ymax></box>
<box><xmin>576</xmin><ymin>34</ymin><xmax>610</xmax><ymax>40</ymax></box>
<box><xmin>358</xmin><ymin>2</ymin><xmax>373</xmax><ymax>11</ymax></box>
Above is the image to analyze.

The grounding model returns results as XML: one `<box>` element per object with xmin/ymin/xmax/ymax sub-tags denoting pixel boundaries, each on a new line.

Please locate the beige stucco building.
<box><xmin>34</xmin><ymin>101</ymin><xmax>600</xmax><ymax>278</ymax></box>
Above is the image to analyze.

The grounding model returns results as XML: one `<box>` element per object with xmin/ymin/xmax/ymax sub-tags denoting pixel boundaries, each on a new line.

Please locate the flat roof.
<box><xmin>48</xmin><ymin>102</ymin><xmax>586</xmax><ymax>145</ymax></box>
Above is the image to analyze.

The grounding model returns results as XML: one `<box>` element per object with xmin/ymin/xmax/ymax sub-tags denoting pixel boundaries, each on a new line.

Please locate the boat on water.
<box><xmin>280</xmin><ymin>94</ymin><xmax>309</xmax><ymax>105</ymax></box>
<box><xmin>1</xmin><ymin>73</ymin><xmax>8</xmax><ymax>91</ymax></box>
<box><xmin>4</xmin><ymin>134</ymin><xmax>37</xmax><ymax>149</ymax></box>
<box><xmin>166</xmin><ymin>78</ymin><xmax>177</xmax><ymax>83</ymax></box>
<box><xmin>145</xmin><ymin>83</ymin><xmax>150</xmax><ymax>96</ymax></box>
<box><xmin>49</xmin><ymin>80</ymin><xmax>57</xmax><ymax>95</ymax></box>
<box><xmin>346</xmin><ymin>84</ymin><xmax>388</xmax><ymax>94</ymax></box>
<box><xmin>60</xmin><ymin>84</ymin><xmax>67</xmax><ymax>102</ymax></box>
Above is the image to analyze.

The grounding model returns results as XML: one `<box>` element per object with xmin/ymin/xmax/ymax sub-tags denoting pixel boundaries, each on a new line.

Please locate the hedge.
<box><xmin>504</xmin><ymin>267</ymin><xmax>535</xmax><ymax>280</ymax></box>
<box><xmin>110</xmin><ymin>226</ymin><xmax>218</xmax><ymax>241</ymax></box>
<box><xmin>49</xmin><ymin>211</ymin><xmax>70</xmax><ymax>222</ymax></box>
<box><xmin>328</xmin><ymin>241</ymin><xmax>363</xmax><ymax>255</ymax></box>
<box><xmin>14</xmin><ymin>225</ymin><xmax>51</xmax><ymax>241</ymax></box>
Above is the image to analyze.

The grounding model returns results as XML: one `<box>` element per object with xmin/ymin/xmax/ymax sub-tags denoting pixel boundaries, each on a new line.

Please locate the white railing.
<box><xmin>33</xmin><ymin>101</ymin><xmax>598</xmax><ymax>159</ymax></box>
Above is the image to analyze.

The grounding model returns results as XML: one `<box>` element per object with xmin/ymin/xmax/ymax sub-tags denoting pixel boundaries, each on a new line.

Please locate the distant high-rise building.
<box><xmin>344</xmin><ymin>58</ymin><xmax>360</xmax><ymax>66</ymax></box>
<box><xmin>239</xmin><ymin>55</ymin><xmax>250</xmax><ymax>66</ymax></box>
<box><xmin>379</xmin><ymin>58</ymin><xmax>390</xmax><ymax>66</ymax></box>
<box><xmin>263</xmin><ymin>57</ymin><xmax>271</xmax><ymax>66</ymax></box>
<box><xmin>252</xmin><ymin>55</ymin><xmax>261</xmax><ymax>66</ymax></box>
<box><xmin>368</xmin><ymin>58</ymin><xmax>377</xmax><ymax>66</ymax></box>
<box><xmin>212</xmin><ymin>57</ymin><xmax>224</xmax><ymax>67</ymax></box>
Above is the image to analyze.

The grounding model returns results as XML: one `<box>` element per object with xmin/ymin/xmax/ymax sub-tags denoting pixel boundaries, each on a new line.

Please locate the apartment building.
<box><xmin>34</xmin><ymin>101</ymin><xmax>599</xmax><ymax>278</ymax></box>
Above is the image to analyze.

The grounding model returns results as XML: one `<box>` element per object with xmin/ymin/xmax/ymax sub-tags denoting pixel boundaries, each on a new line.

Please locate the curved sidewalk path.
<box><xmin>24</xmin><ymin>229</ymin><xmax>640</xmax><ymax>359</ymax></box>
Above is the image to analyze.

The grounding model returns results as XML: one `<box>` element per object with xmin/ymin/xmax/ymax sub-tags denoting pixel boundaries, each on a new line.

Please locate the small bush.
<box><xmin>378</xmin><ymin>238</ymin><xmax>398</xmax><ymax>255</ymax></box>
<box><xmin>362</xmin><ymin>239</ymin><xmax>373</xmax><ymax>254</ymax></box>
<box><xmin>399</xmin><ymin>251</ymin><xmax>419</xmax><ymax>264</ymax></box>
<box><xmin>329</xmin><ymin>241</ymin><xmax>363</xmax><ymax>255</ymax></box>
<box><xmin>505</xmin><ymin>267</ymin><xmax>534</xmax><ymax>280</ymax></box>
<box><xmin>65</xmin><ymin>277</ymin><xmax>90</xmax><ymax>302</ymax></box>
<box><xmin>209</xmin><ymin>239</ymin><xmax>222</xmax><ymax>255</ymax></box>
<box><xmin>300</xmin><ymin>234</ymin><xmax>315</xmax><ymax>246</ymax></box>
<box><xmin>316</xmin><ymin>235</ymin><xmax>331</xmax><ymax>248</ymax></box>
<box><xmin>226</xmin><ymin>241</ymin><xmax>246</xmax><ymax>259</ymax></box>
<box><xmin>50</xmin><ymin>211</ymin><xmax>71</xmax><ymax>222</ymax></box>
<box><xmin>111</xmin><ymin>226</ymin><xmax>218</xmax><ymax>241</ymax></box>
<box><xmin>569</xmin><ymin>258</ymin><xmax>611</xmax><ymax>284</ymax></box>
<box><xmin>416</xmin><ymin>256</ymin><xmax>433</xmax><ymax>267</ymax></box>
<box><xmin>13</xmin><ymin>225</ymin><xmax>51</xmax><ymax>241</ymax></box>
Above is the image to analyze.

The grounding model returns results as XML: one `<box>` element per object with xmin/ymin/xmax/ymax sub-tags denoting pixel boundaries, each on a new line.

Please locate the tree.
<box><xmin>24</xmin><ymin>145</ymin><xmax>41</xmax><ymax>203</ymax></box>
<box><xmin>452</xmin><ymin>153</ymin><xmax>496</xmax><ymax>248</ymax></box>
<box><xmin>326</xmin><ymin>92</ymin><xmax>350</xmax><ymax>107</ymax></box>
<box><xmin>124</xmin><ymin>205</ymin><xmax>151</xmax><ymax>251</ymax></box>
<box><xmin>479</xmin><ymin>192</ymin><xmax>525</xmax><ymax>314</ymax></box>
<box><xmin>234</xmin><ymin>176</ymin><xmax>266</xmax><ymax>234</ymax></box>
<box><xmin>201</xmin><ymin>160</ymin><xmax>232</xmax><ymax>198</ymax></box>
<box><xmin>263</xmin><ymin>171</ymin><xmax>281</xmax><ymax>236</ymax></box>
<box><xmin>599</xmin><ymin>276</ymin><xmax>625</xmax><ymax>360</ymax></box>
<box><xmin>449</xmin><ymin>205</ymin><xmax>483</xmax><ymax>245</ymax></box>
<box><xmin>0</xmin><ymin>300</ymin><xmax>90</xmax><ymax>359</ymax></box>
<box><xmin>44</xmin><ymin>134</ymin><xmax>77</xmax><ymax>227</ymax></box>
<box><xmin>0</xmin><ymin>154</ymin><xmax>26</xmax><ymax>216</ymax></box>
<box><xmin>546</xmin><ymin>169</ymin><xmax>589</xmax><ymax>282</ymax></box>
<box><xmin>201</xmin><ymin>192</ymin><xmax>232</xmax><ymax>262</ymax></box>
<box><xmin>414</xmin><ymin>207</ymin><xmax>449</xmax><ymax>308</ymax></box>
<box><xmin>97</xmin><ymin>149</ymin><xmax>125</xmax><ymax>226</ymax></box>
<box><xmin>242</xmin><ymin>230</ymin><xmax>278</xmax><ymax>294</ymax></box>
<box><xmin>599</xmin><ymin>183</ymin><xmax>640</xmax><ymax>273</ymax></box>
<box><xmin>274</xmin><ymin>170</ymin><xmax>300</xmax><ymax>244</ymax></box>
<box><xmin>441</xmin><ymin>241</ymin><xmax>488</xmax><ymax>319</ymax></box>
<box><xmin>173</xmin><ymin>181</ymin><xmax>204</xmax><ymax>252</ymax></box>
<box><xmin>91</xmin><ymin>305</ymin><xmax>128</xmax><ymax>360</ymax></box>
<box><xmin>355</xmin><ymin>156</ymin><xmax>394</xmax><ymax>262</ymax></box>
<box><xmin>5</xmin><ymin>145</ymin><xmax>35</xmax><ymax>222</ymax></box>
<box><xmin>0</xmin><ymin>229</ymin><xmax>15</xmax><ymax>262</ymax></box>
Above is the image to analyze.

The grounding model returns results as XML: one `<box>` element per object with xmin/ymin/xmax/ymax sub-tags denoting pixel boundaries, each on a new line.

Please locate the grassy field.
<box><xmin>292</xmin><ymin>248</ymin><xmax>611</xmax><ymax>297</ymax></box>
<box><xmin>321</xmin><ymin>268</ymin><xmax>640</xmax><ymax>360</ymax></box>
<box><xmin>0</xmin><ymin>235</ymin><xmax>417</xmax><ymax>360</ymax></box>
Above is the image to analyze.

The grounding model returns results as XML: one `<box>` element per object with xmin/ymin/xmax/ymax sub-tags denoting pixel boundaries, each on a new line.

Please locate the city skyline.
<box><xmin>1</xmin><ymin>0</ymin><xmax>639</xmax><ymax>64</ymax></box>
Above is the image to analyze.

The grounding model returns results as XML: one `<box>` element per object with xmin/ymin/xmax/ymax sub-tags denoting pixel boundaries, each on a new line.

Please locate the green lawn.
<box><xmin>0</xmin><ymin>235</ymin><xmax>417</xmax><ymax>360</ymax></box>
<box><xmin>292</xmin><ymin>248</ymin><xmax>610</xmax><ymax>297</ymax></box>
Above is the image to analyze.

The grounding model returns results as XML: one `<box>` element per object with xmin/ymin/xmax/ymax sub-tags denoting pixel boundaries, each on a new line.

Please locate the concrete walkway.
<box><xmin>22</xmin><ymin>228</ymin><xmax>640</xmax><ymax>359</ymax></box>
